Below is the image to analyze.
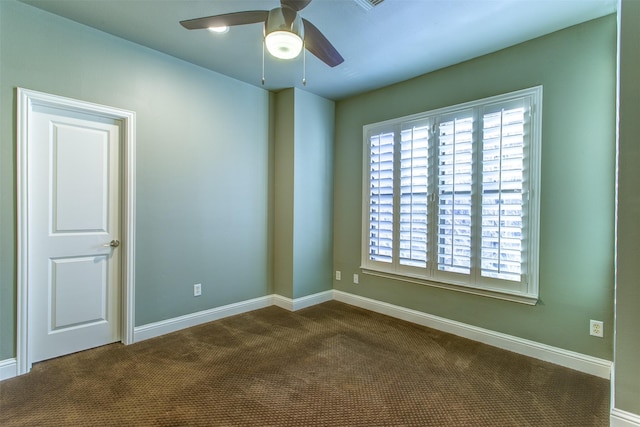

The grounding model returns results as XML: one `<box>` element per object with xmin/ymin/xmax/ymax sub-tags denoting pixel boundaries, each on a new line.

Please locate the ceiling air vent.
<box><xmin>353</xmin><ymin>0</ymin><xmax>384</xmax><ymax>12</ymax></box>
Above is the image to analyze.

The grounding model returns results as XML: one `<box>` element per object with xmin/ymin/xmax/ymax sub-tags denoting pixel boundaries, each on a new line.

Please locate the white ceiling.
<box><xmin>20</xmin><ymin>0</ymin><xmax>617</xmax><ymax>100</ymax></box>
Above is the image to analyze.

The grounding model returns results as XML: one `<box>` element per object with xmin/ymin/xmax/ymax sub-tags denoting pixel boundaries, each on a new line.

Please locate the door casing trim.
<box><xmin>16</xmin><ymin>88</ymin><xmax>136</xmax><ymax>375</ymax></box>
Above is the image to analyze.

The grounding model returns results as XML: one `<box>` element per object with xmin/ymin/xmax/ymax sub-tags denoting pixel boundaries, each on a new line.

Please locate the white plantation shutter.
<box><xmin>368</xmin><ymin>131</ymin><xmax>395</xmax><ymax>263</ymax></box>
<box><xmin>362</xmin><ymin>87</ymin><xmax>540</xmax><ymax>303</ymax></box>
<box><xmin>437</xmin><ymin>114</ymin><xmax>473</xmax><ymax>275</ymax></box>
<box><xmin>481</xmin><ymin>100</ymin><xmax>527</xmax><ymax>282</ymax></box>
<box><xmin>399</xmin><ymin>123</ymin><xmax>430</xmax><ymax>268</ymax></box>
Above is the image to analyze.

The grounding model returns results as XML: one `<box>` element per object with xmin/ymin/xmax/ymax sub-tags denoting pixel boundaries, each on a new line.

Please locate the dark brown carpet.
<box><xmin>0</xmin><ymin>301</ymin><xmax>609</xmax><ymax>426</ymax></box>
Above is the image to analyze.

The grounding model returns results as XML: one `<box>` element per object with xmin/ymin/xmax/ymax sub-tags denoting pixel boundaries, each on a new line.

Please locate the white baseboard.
<box><xmin>0</xmin><ymin>358</ymin><xmax>17</xmax><ymax>381</ymax></box>
<box><xmin>133</xmin><ymin>296</ymin><xmax>272</xmax><ymax>342</ymax></box>
<box><xmin>612</xmin><ymin>408</ymin><xmax>640</xmax><ymax>427</ymax></box>
<box><xmin>272</xmin><ymin>290</ymin><xmax>333</xmax><ymax>312</ymax></box>
<box><xmin>333</xmin><ymin>290</ymin><xmax>612</xmax><ymax>379</ymax></box>
<box><xmin>4</xmin><ymin>289</ymin><xmax>614</xmax><ymax>385</ymax></box>
<box><xmin>135</xmin><ymin>291</ymin><xmax>333</xmax><ymax>342</ymax></box>
<box><xmin>3</xmin><ymin>290</ymin><xmax>634</xmax><ymax>419</ymax></box>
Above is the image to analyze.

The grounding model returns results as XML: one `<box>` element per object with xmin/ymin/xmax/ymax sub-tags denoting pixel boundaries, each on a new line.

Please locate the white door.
<box><xmin>28</xmin><ymin>103</ymin><xmax>121</xmax><ymax>363</ymax></box>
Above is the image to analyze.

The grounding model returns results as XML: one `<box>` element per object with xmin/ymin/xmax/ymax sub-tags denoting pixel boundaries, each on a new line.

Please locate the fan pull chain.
<box><xmin>261</xmin><ymin>40</ymin><xmax>265</xmax><ymax>85</ymax></box>
<box><xmin>302</xmin><ymin>41</ymin><xmax>307</xmax><ymax>86</ymax></box>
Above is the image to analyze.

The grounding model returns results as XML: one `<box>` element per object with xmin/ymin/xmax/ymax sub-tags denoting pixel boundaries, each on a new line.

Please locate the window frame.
<box><xmin>360</xmin><ymin>86</ymin><xmax>542</xmax><ymax>305</ymax></box>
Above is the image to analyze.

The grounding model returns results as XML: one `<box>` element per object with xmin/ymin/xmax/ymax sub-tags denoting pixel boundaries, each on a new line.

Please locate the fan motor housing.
<box><xmin>264</xmin><ymin>7</ymin><xmax>304</xmax><ymax>39</ymax></box>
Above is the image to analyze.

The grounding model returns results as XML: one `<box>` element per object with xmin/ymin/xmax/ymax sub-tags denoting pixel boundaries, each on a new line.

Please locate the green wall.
<box><xmin>333</xmin><ymin>15</ymin><xmax>617</xmax><ymax>359</ymax></box>
<box><xmin>615</xmin><ymin>0</ymin><xmax>640</xmax><ymax>415</ymax></box>
<box><xmin>273</xmin><ymin>90</ymin><xmax>296</xmax><ymax>298</ymax></box>
<box><xmin>273</xmin><ymin>88</ymin><xmax>334</xmax><ymax>299</ymax></box>
<box><xmin>292</xmin><ymin>89</ymin><xmax>334</xmax><ymax>299</ymax></box>
<box><xmin>0</xmin><ymin>0</ymin><xmax>271</xmax><ymax>359</ymax></box>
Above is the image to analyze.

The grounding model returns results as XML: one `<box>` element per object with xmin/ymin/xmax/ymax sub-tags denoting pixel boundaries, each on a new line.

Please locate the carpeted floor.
<box><xmin>0</xmin><ymin>301</ymin><xmax>610</xmax><ymax>426</ymax></box>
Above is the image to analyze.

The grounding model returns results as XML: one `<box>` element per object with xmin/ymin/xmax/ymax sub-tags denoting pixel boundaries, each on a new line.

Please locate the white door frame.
<box><xmin>16</xmin><ymin>88</ymin><xmax>136</xmax><ymax>375</ymax></box>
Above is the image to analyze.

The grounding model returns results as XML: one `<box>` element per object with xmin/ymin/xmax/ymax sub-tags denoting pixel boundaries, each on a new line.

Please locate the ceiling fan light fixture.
<box><xmin>265</xmin><ymin>30</ymin><xmax>303</xmax><ymax>59</ymax></box>
<box><xmin>207</xmin><ymin>25</ymin><xmax>229</xmax><ymax>34</ymax></box>
<box><xmin>264</xmin><ymin>7</ymin><xmax>305</xmax><ymax>60</ymax></box>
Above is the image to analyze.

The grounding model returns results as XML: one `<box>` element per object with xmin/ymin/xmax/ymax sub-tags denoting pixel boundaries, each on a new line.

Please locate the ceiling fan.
<box><xmin>180</xmin><ymin>0</ymin><xmax>344</xmax><ymax>68</ymax></box>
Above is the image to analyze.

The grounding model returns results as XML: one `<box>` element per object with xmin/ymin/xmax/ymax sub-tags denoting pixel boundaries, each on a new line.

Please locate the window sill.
<box><xmin>360</xmin><ymin>267</ymin><xmax>538</xmax><ymax>305</ymax></box>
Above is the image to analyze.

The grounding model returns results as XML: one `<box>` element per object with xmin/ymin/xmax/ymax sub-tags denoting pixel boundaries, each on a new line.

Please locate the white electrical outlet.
<box><xmin>353</xmin><ymin>274</ymin><xmax>359</xmax><ymax>284</ymax></box>
<box><xmin>194</xmin><ymin>283</ymin><xmax>202</xmax><ymax>297</ymax></box>
<box><xmin>336</xmin><ymin>271</ymin><xmax>341</xmax><ymax>281</ymax></box>
<box><xmin>590</xmin><ymin>320</ymin><xmax>603</xmax><ymax>337</ymax></box>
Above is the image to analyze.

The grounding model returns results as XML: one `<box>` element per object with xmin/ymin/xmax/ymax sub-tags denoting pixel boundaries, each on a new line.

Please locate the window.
<box><xmin>362</xmin><ymin>87</ymin><xmax>541</xmax><ymax>304</ymax></box>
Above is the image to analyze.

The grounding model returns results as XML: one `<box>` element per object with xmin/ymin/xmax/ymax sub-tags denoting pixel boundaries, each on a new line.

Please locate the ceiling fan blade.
<box><xmin>180</xmin><ymin>11</ymin><xmax>269</xmax><ymax>30</ymax></box>
<box><xmin>281</xmin><ymin>0</ymin><xmax>312</xmax><ymax>12</ymax></box>
<box><xmin>302</xmin><ymin>19</ymin><xmax>344</xmax><ymax>67</ymax></box>
<box><xmin>280</xmin><ymin>6</ymin><xmax>298</xmax><ymax>27</ymax></box>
